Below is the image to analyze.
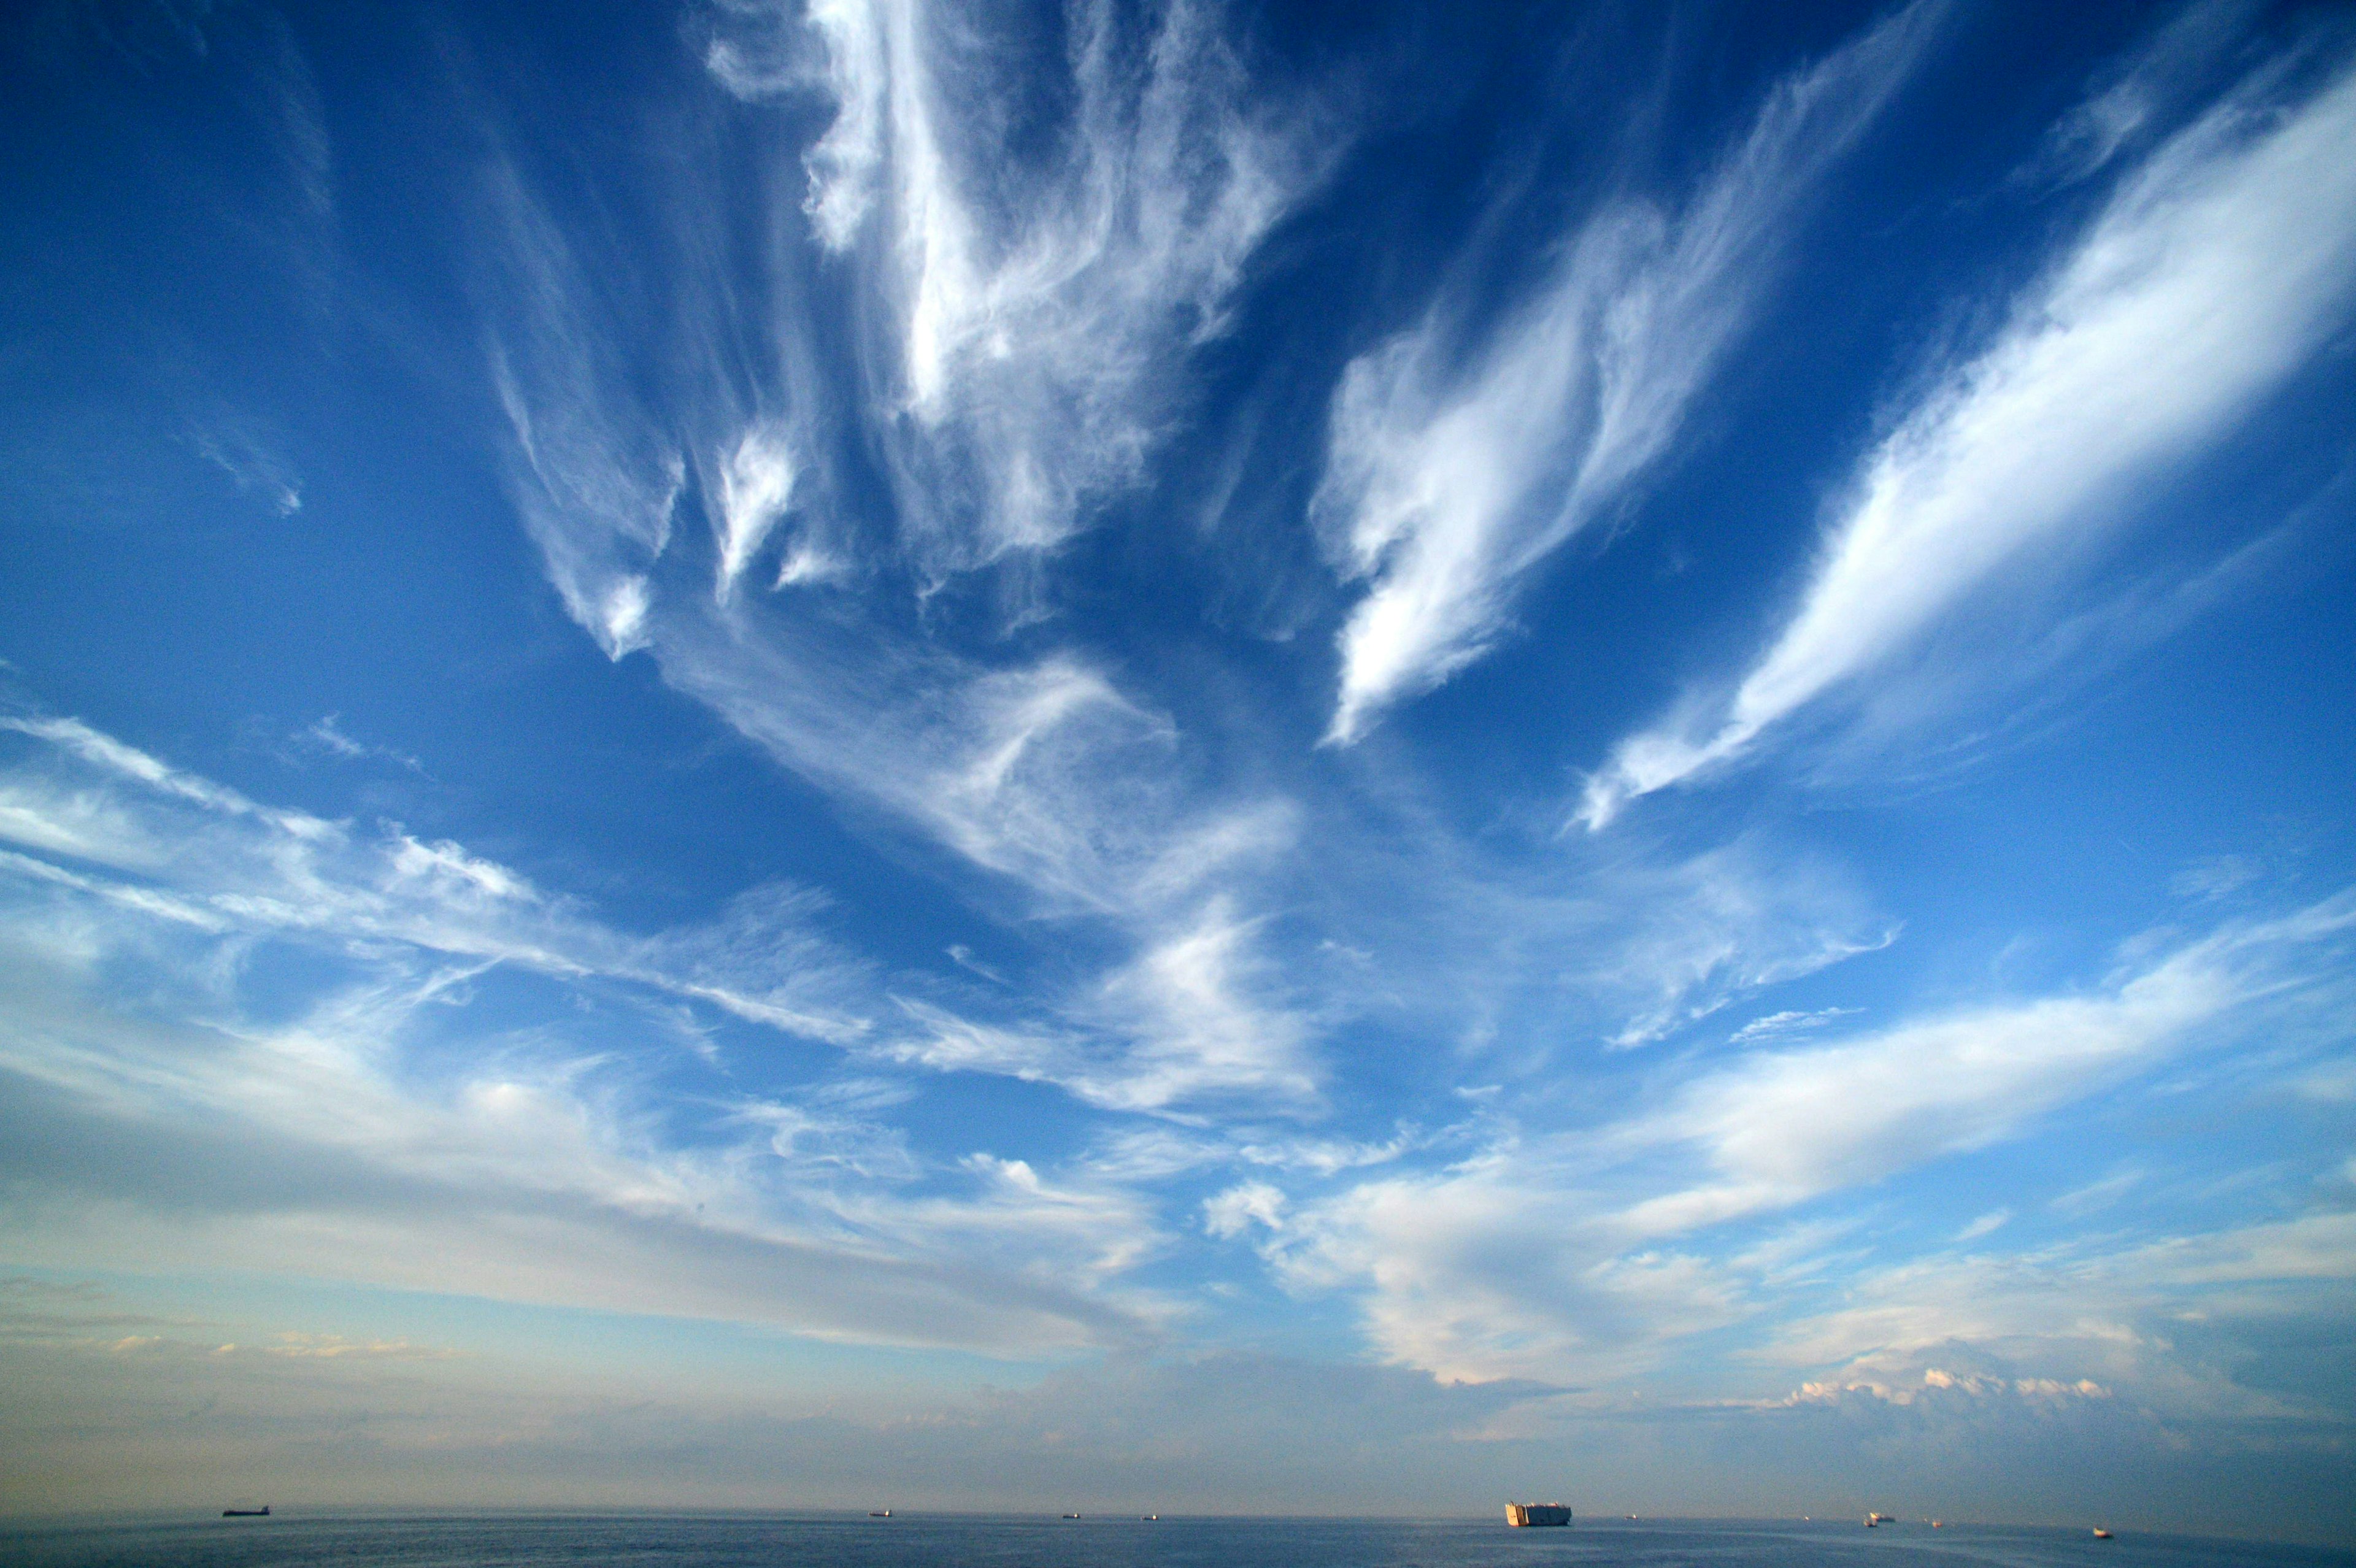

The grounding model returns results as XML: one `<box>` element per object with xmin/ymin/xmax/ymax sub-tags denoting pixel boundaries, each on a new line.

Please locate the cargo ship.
<box><xmin>1506</xmin><ymin>1502</ymin><xmax>1571</xmax><ymax>1527</ymax></box>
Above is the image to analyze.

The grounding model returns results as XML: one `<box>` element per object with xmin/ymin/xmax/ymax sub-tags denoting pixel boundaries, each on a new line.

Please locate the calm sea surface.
<box><xmin>7</xmin><ymin>1514</ymin><xmax>2348</xmax><ymax>1568</ymax></box>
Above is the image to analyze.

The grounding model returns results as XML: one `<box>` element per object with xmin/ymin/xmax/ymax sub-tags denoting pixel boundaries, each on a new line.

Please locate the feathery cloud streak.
<box><xmin>478</xmin><ymin>0</ymin><xmax>1335</xmax><ymax>1111</ymax></box>
<box><xmin>0</xmin><ymin>718</ymin><xmax>1168</xmax><ymax>1351</ymax></box>
<box><xmin>1583</xmin><ymin>53</ymin><xmax>2356</xmax><ymax>825</ymax></box>
<box><xmin>1249</xmin><ymin>894</ymin><xmax>2355</xmax><ymax>1382</ymax></box>
<box><xmin>1625</xmin><ymin>893</ymin><xmax>2356</xmax><ymax>1231</ymax></box>
<box><xmin>483</xmin><ymin>3</ymin><xmax>1915</xmax><ymax>1119</ymax></box>
<box><xmin>717</xmin><ymin>0</ymin><xmax>1329</xmax><ymax>571</ymax></box>
<box><xmin>1313</xmin><ymin>2</ymin><xmax>1937</xmax><ymax>743</ymax></box>
<box><xmin>0</xmin><ymin>715</ymin><xmax>870</xmax><ymax>1042</ymax></box>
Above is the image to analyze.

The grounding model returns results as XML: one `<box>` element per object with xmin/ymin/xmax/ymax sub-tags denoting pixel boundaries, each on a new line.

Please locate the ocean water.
<box><xmin>6</xmin><ymin>1513</ymin><xmax>2348</xmax><ymax>1568</ymax></box>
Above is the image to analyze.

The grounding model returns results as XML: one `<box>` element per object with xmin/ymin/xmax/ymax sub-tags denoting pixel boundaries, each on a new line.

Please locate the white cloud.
<box><xmin>474</xmin><ymin>131</ymin><xmax>1323</xmax><ymax>1099</ymax></box>
<box><xmin>2027</xmin><ymin>0</ymin><xmax>2255</xmax><ymax>187</ymax></box>
<box><xmin>1777</xmin><ymin>1367</ymin><xmax>2111</xmax><ymax>1409</ymax></box>
<box><xmin>2</xmin><ymin>715</ymin><xmax>332</xmax><ymax>842</ymax></box>
<box><xmin>792</xmin><ymin>0</ymin><xmax>891</xmax><ymax>248</ymax></box>
<box><xmin>188</xmin><ymin>410</ymin><xmax>302</xmax><ymax>515</ymax></box>
<box><xmin>1955</xmin><ymin>1208</ymin><xmax>2011</xmax><ymax>1242</ymax></box>
<box><xmin>1585</xmin><ymin>841</ymin><xmax>1892</xmax><ymax>1048</ymax></box>
<box><xmin>1235</xmin><ymin>1128</ymin><xmax>1422</xmax><ymax>1177</ymax></box>
<box><xmin>0</xmin><ymin>717</ymin><xmax>881</xmax><ymax>1046</ymax></box>
<box><xmin>879</xmin><ymin>899</ymin><xmax>1317</xmax><ymax>1114</ymax></box>
<box><xmin>925</xmin><ymin>659</ymin><xmax>1176</xmax><ymax>902</ymax></box>
<box><xmin>1626</xmin><ymin>894</ymin><xmax>2356</xmax><ymax>1231</ymax></box>
<box><xmin>1257</xmin><ymin>895</ymin><xmax>2354</xmax><ymax>1383</ymax></box>
<box><xmin>713</xmin><ymin>421</ymin><xmax>800</xmax><ymax>600</ymax></box>
<box><xmin>866</xmin><ymin>1153</ymin><xmax>1169</xmax><ymax>1285</ymax></box>
<box><xmin>260</xmin><ymin>1331</ymin><xmax>457</xmax><ymax>1361</ymax></box>
<box><xmin>35</xmin><ymin>683</ymin><xmax>1287</xmax><ymax>1123</ymax></box>
<box><xmin>2050</xmin><ymin>1166</ymin><xmax>2146</xmax><ymax>1216</ymax></box>
<box><xmin>467</xmin><ymin>2</ymin><xmax>1347</xmax><ymax>1120</ymax></box>
<box><xmin>709</xmin><ymin>0</ymin><xmax>1337</xmax><ymax>573</ymax></box>
<box><xmin>944</xmin><ymin>943</ymin><xmax>1003</xmax><ymax>984</ymax></box>
<box><xmin>1756</xmin><ymin>1209</ymin><xmax>2356</xmax><ymax>1429</ymax></box>
<box><xmin>2171</xmin><ymin>851</ymin><xmax>2266</xmax><ymax>901</ymax></box>
<box><xmin>1730</xmin><ymin>1007</ymin><xmax>1861</xmax><ymax>1044</ymax></box>
<box><xmin>0</xmin><ymin>723</ymin><xmax>1196</xmax><ymax>1353</ymax></box>
<box><xmin>304</xmin><ymin>711</ymin><xmax>363</xmax><ymax>753</ymax></box>
<box><xmin>0</xmin><ymin>958</ymin><xmax>1153</xmax><ymax>1355</ymax></box>
<box><xmin>647</xmin><ymin>614</ymin><xmax>1319</xmax><ymax>1107</ymax></box>
<box><xmin>1079</xmin><ymin>900</ymin><xmax>1317</xmax><ymax>1110</ymax></box>
<box><xmin>1314</xmin><ymin>2</ymin><xmax>1936</xmax><ymax>742</ymax></box>
<box><xmin>1203</xmin><ymin>1180</ymin><xmax>1287</xmax><ymax>1239</ymax></box>
<box><xmin>480</xmin><ymin>160</ymin><xmax>681</xmax><ymax>661</ymax></box>
<box><xmin>882</xmin><ymin>997</ymin><xmax>1080</xmax><ymax>1085</ymax></box>
<box><xmin>1584</xmin><ymin>55</ymin><xmax>2356</xmax><ymax>826</ymax></box>
<box><xmin>291</xmin><ymin>715</ymin><xmax>422</xmax><ymax>773</ymax></box>
<box><xmin>0</xmin><ymin>1304</ymin><xmax>1558</xmax><ymax>1517</ymax></box>
<box><xmin>1268</xmin><ymin>1157</ymin><xmax>1748</xmax><ymax>1383</ymax></box>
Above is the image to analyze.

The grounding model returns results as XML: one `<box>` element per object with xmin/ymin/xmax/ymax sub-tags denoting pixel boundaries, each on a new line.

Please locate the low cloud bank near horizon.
<box><xmin>6</xmin><ymin>1273</ymin><xmax>2349</xmax><ymax>1540</ymax></box>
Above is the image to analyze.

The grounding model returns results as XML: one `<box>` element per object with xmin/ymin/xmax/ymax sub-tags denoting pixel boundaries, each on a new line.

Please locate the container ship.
<box><xmin>1506</xmin><ymin>1503</ymin><xmax>1571</xmax><ymax>1527</ymax></box>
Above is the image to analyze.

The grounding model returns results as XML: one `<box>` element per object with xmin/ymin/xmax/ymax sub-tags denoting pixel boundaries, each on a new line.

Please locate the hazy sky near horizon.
<box><xmin>3</xmin><ymin>0</ymin><xmax>2355</xmax><ymax>1542</ymax></box>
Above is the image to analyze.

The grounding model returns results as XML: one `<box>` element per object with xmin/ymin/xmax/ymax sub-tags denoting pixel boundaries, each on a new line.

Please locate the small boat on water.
<box><xmin>1506</xmin><ymin>1503</ymin><xmax>1571</xmax><ymax>1528</ymax></box>
<box><xmin>1141</xmin><ymin>1515</ymin><xmax>1159</xmax><ymax>1521</ymax></box>
<box><xmin>868</xmin><ymin>1510</ymin><xmax>891</xmax><ymax>1518</ymax></box>
<box><xmin>1061</xmin><ymin>1513</ymin><xmax>1081</xmax><ymax>1520</ymax></box>
<box><xmin>1866</xmin><ymin>1512</ymin><xmax>1895</xmax><ymax>1527</ymax></box>
<box><xmin>221</xmin><ymin>1505</ymin><xmax>270</xmax><ymax>1518</ymax></box>
<box><xmin>2093</xmin><ymin>1529</ymin><xmax>2114</xmax><ymax>1540</ymax></box>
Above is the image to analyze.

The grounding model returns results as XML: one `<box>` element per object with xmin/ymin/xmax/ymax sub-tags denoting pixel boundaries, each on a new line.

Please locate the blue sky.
<box><xmin>3</xmin><ymin>0</ymin><xmax>2355</xmax><ymax>1540</ymax></box>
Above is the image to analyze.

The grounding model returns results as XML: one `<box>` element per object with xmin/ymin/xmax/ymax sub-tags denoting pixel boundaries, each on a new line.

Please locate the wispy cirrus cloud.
<box><xmin>187</xmin><ymin>409</ymin><xmax>303</xmax><ymax>516</ymax></box>
<box><xmin>1</xmin><ymin>707</ymin><xmax>1312</xmax><ymax>1129</ymax></box>
<box><xmin>1284</xmin><ymin>818</ymin><xmax>1894</xmax><ymax>1064</ymax></box>
<box><xmin>709</xmin><ymin>0</ymin><xmax>1335</xmax><ymax>574</ymax></box>
<box><xmin>471</xmin><ymin>0</ymin><xmax>1333</xmax><ymax>1115</ymax></box>
<box><xmin>1312</xmin><ymin>1</ymin><xmax>1938</xmax><ymax>744</ymax></box>
<box><xmin>1582</xmin><ymin>50</ymin><xmax>2356</xmax><ymax>827</ymax></box>
<box><xmin>1239</xmin><ymin>894</ymin><xmax>2355</xmax><ymax>1383</ymax></box>
<box><xmin>0</xmin><ymin>717</ymin><xmax>1174</xmax><ymax>1352</ymax></box>
<box><xmin>1729</xmin><ymin>1006</ymin><xmax>1861</xmax><ymax>1045</ymax></box>
<box><xmin>0</xmin><ymin>713</ymin><xmax>871</xmax><ymax>1043</ymax></box>
<box><xmin>1583</xmin><ymin>839</ymin><xmax>1892</xmax><ymax>1050</ymax></box>
<box><xmin>289</xmin><ymin>714</ymin><xmax>424</xmax><ymax>773</ymax></box>
<box><xmin>879</xmin><ymin>896</ymin><xmax>1314</xmax><ymax>1114</ymax></box>
<box><xmin>648</xmin><ymin>613</ymin><xmax>1321</xmax><ymax>1108</ymax></box>
<box><xmin>712</xmin><ymin>420</ymin><xmax>805</xmax><ymax>599</ymax></box>
<box><xmin>1623</xmin><ymin>893</ymin><xmax>2356</xmax><ymax>1233</ymax></box>
<box><xmin>2023</xmin><ymin>0</ymin><xmax>2257</xmax><ymax>188</ymax></box>
<box><xmin>482</xmin><ymin>161</ymin><xmax>680</xmax><ymax>660</ymax></box>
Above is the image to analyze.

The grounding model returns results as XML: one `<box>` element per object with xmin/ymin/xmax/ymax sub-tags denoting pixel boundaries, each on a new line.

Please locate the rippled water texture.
<box><xmin>9</xmin><ymin>1514</ymin><xmax>2352</xmax><ymax>1568</ymax></box>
